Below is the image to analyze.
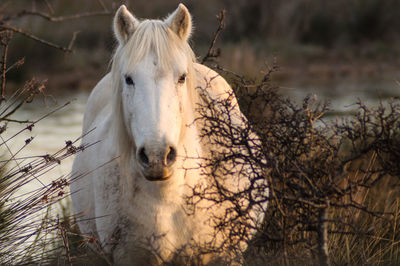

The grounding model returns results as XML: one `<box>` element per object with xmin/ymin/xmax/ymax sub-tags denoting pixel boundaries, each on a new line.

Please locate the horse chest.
<box><xmin>128</xmin><ymin>188</ymin><xmax>192</xmax><ymax>235</ymax></box>
<box><xmin>94</xmin><ymin>163</ymin><xmax>121</xmax><ymax>204</ymax></box>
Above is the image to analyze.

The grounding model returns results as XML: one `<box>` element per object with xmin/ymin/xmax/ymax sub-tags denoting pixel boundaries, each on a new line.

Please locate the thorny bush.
<box><xmin>189</xmin><ymin>62</ymin><xmax>400</xmax><ymax>265</ymax></box>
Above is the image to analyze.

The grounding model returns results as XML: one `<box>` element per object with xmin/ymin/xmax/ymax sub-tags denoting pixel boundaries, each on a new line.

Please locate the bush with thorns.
<box><xmin>189</xmin><ymin>60</ymin><xmax>400</xmax><ymax>265</ymax></box>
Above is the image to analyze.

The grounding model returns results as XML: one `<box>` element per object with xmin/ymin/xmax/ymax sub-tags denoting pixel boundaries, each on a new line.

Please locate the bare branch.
<box><xmin>201</xmin><ymin>9</ymin><xmax>226</xmax><ymax>64</ymax></box>
<box><xmin>1</xmin><ymin>117</ymin><xmax>34</xmax><ymax>124</ymax></box>
<box><xmin>3</xmin><ymin>10</ymin><xmax>111</xmax><ymax>23</ymax></box>
<box><xmin>43</xmin><ymin>0</ymin><xmax>55</xmax><ymax>14</ymax></box>
<box><xmin>0</xmin><ymin>24</ymin><xmax>73</xmax><ymax>52</ymax></box>
<box><xmin>5</xmin><ymin>57</ymin><xmax>24</xmax><ymax>74</ymax></box>
<box><xmin>0</xmin><ymin>31</ymin><xmax>11</xmax><ymax>102</ymax></box>
<box><xmin>68</xmin><ymin>31</ymin><xmax>80</xmax><ymax>51</ymax></box>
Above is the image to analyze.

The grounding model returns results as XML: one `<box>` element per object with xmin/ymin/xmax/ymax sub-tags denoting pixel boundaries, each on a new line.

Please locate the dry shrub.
<box><xmin>190</xmin><ymin>56</ymin><xmax>400</xmax><ymax>265</ymax></box>
<box><xmin>0</xmin><ymin>3</ymin><xmax>114</xmax><ymax>265</ymax></box>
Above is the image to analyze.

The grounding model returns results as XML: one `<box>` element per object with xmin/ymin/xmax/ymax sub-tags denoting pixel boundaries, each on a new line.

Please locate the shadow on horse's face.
<box><xmin>120</xmin><ymin>52</ymin><xmax>190</xmax><ymax>181</ymax></box>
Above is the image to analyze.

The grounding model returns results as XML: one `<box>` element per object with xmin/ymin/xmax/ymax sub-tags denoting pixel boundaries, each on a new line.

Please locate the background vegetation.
<box><xmin>3</xmin><ymin>0</ymin><xmax>400</xmax><ymax>91</ymax></box>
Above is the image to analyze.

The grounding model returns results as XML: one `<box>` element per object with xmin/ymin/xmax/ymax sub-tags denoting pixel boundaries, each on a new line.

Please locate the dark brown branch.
<box><xmin>0</xmin><ymin>31</ymin><xmax>11</xmax><ymax>102</ymax></box>
<box><xmin>1</xmin><ymin>117</ymin><xmax>34</xmax><ymax>123</ymax></box>
<box><xmin>0</xmin><ymin>25</ymin><xmax>73</xmax><ymax>53</ymax></box>
<box><xmin>68</xmin><ymin>31</ymin><xmax>80</xmax><ymax>51</ymax></box>
<box><xmin>43</xmin><ymin>0</ymin><xmax>55</xmax><ymax>14</ymax></box>
<box><xmin>3</xmin><ymin>10</ymin><xmax>111</xmax><ymax>23</ymax></box>
<box><xmin>1</xmin><ymin>100</ymin><xmax>71</xmax><ymax>146</ymax></box>
<box><xmin>201</xmin><ymin>9</ymin><xmax>226</xmax><ymax>64</ymax></box>
<box><xmin>5</xmin><ymin>58</ymin><xmax>24</xmax><ymax>74</ymax></box>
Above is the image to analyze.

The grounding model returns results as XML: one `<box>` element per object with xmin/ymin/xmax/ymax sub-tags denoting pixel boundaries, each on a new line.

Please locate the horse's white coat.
<box><xmin>71</xmin><ymin>4</ymin><xmax>264</xmax><ymax>265</ymax></box>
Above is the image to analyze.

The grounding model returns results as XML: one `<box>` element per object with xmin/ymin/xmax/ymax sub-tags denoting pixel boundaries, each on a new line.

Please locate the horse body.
<box><xmin>71</xmin><ymin>4</ymin><xmax>263</xmax><ymax>265</ymax></box>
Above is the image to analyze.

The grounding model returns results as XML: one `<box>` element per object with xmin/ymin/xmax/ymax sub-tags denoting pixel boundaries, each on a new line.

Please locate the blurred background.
<box><xmin>5</xmin><ymin>0</ymin><xmax>400</xmax><ymax>97</ymax></box>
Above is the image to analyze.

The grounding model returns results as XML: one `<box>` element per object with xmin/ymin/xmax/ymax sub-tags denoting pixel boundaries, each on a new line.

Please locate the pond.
<box><xmin>280</xmin><ymin>78</ymin><xmax>400</xmax><ymax>117</ymax></box>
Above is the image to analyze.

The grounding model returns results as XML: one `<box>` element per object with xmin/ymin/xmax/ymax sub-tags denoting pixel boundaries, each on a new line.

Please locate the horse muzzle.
<box><xmin>136</xmin><ymin>144</ymin><xmax>177</xmax><ymax>182</ymax></box>
<box><xmin>142</xmin><ymin>167</ymin><xmax>173</xmax><ymax>181</ymax></box>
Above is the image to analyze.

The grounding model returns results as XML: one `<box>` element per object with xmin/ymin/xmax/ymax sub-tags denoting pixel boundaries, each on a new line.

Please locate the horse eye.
<box><xmin>178</xmin><ymin>73</ymin><xmax>186</xmax><ymax>84</ymax></box>
<box><xmin>125</xmin><ymin>76</ymin><xmax>134</xmax><ymax>86</ymax></box>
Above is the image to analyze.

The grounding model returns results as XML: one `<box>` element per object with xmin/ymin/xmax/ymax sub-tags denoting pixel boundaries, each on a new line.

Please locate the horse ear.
<box><xmin>113</xmin><ymin>5</ymin><xmax>139</xmax><ymax>45</ymax></box>
<box><xmin>165</xmin><ymin>4</ymin><xmax>192</xmax><ymax>42</ymax></box>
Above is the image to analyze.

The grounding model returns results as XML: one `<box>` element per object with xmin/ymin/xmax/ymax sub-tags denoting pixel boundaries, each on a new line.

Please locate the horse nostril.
<box><xmin>165</xmin><ymin>146</ymin><xmax>177</xmax><ymax>166</ymax></box>
<box><xmin>138</xmin><ymin>147</ymin><xmax>149</xmax><ymax>167</ymax></box>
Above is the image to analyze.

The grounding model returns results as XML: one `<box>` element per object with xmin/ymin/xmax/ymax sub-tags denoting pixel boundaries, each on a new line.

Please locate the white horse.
<box><xmin>71</xmin><ymin>4</ymin><xmax>265</xmax><ymax>265</ymax></box>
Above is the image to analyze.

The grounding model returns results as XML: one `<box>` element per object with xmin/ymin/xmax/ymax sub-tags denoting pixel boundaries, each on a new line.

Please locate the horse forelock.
<box><xmin>112</xmin><ymin>20</ymin><xmax>195</xmax><ymax>82</ymax></box>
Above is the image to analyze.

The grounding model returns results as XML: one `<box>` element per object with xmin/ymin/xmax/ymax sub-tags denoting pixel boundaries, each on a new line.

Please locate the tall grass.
<box><xmin>329</xmin><ymin>176</ymin><xmax>400</xmax><ymax>265</ymax></box>
<box><xmin>0</xmin><ymin>99</ymin><xmax>89</xmax><ymax>264</ymax></box>
<box><xmin>0</xmin><ymin>3</ymin><xmax>111</xmax><ymax>264</ymax></box>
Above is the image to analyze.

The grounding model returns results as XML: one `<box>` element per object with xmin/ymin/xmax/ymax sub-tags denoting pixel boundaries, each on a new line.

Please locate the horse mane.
<box><xmin>109</xmin><ymin>19</ymin><xmax>199</xmax><ymax>167</ymax></box>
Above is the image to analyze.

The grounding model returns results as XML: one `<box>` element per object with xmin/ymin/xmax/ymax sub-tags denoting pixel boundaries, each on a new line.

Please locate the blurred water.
<box><xmin>2</xmin><ymin>92</ymin><xmax>88</xmax><ymax>196</ymax></box>
<box><xmin>280</xmin><ymin>79</ymin><xmax>400</xmax><ymax>117</ymax></box>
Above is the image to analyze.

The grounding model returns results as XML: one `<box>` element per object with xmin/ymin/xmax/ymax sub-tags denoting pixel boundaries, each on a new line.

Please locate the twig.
<box><xmin>2</xmin><ymin>100</ymin><xmax>72</xmax><ymax>146</ymax></box>
<box><xmin>0</xmin><ymin>31</ymin><xmax>11</xmax><ymax>102</ymax></box>
<box><xmin>0</xmin><ymin>24</ymin><xmax>73</xmax><ymax>53</ymax></box>
<box><xmin>0</xmin><ymin>80</ymin><xmax>46</xmax><ymax>119</ymax></box>
<box><xmin>58</xmin><ymin>217</ymin><xmax>72</xmax><ymax>265</ymax></box>
<box><xmin>97</xmin><ymin>0</ymin><xmax>108</xmax><ymax>11</ymax></box>
<box><xmin>4</xmin><ymin>10</ymin><xmax>111</xmax><ymax>23</ymax></box>
<box><xmin>42</xmin><ymin>0</ymin><xmax>55</xmax><ymax>14</ymax></box>
<box><xmin>201</xmin><ymin>9</ymin><xmax>226</xmax><ymax>64</ymax></box>
<box><xmin>68</xmin><ymin>31</ymin><xmax>79</xmax><ymax>51</ymax></box>
<box><xmin>1</xmin><ymin>117</ymin><xmax>34</xmax><ymax>123</ymax></box>
<box><xmin>5</xmin><ymin>58</ymin><xmax>24</xmax><ymax>74</ymax></box>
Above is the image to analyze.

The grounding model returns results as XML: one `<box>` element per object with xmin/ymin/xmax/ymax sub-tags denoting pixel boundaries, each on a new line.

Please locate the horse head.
<box><xmin>111</xmin><ymin>4</ymin><xmax>196</xmax><ymax>182</ymax></box>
